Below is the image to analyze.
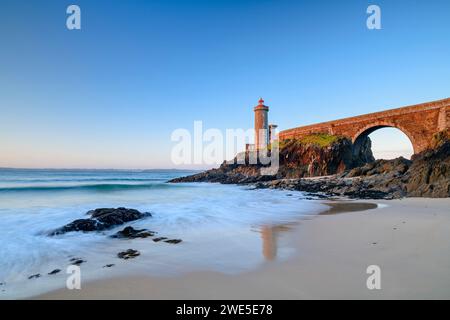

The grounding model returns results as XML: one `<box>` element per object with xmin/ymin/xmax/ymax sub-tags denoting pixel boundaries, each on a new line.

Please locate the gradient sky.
<box><xmin>1</xmin><ymin>0</ymin><xmax>449</xmax><ymax>169</ymax></box>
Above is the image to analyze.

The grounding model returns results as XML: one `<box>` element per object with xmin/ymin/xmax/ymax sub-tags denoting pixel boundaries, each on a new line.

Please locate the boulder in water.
<box><xmin>111</xmin><ymin>226</ymin><xmax>155</xmax><ymax>239</ymax></box>
<box><xmin>49</xmin><ymin>208</ymin><xmax>152</xmax><ymax>235</ymax></box>
<box><xmin>117</xmin><ymin>249</ymin><xmax>140</xmax><ymax>260</ymax></box>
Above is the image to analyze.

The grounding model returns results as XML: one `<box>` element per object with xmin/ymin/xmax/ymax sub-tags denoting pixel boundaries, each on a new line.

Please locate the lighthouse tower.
<box><xmin>254</xmin><ymin>98</ymin><xmax>269</xmax><ymax>150</ymax></box>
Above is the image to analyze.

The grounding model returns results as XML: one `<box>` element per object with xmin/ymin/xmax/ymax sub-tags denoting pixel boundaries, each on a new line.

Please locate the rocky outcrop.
<box><xmin>49</xmin><ymin>208</ymin><xmax>152</xmax><ymax>235</ymax></box>
<box><xmin>49</xmin><ymin>207</ymin><xmax>185</xmax><ymax>250</ymax></box>
<box><xmin>352</xmin><ymin>136</ymin><xmax>376</xmax><ymax>167</ymax></box>
<box><xmin>343</xmin><ymin>140</ymin><xmax>449</xmax><ymax>198</ymax></box>
<box><xmin>171</xmin><ymin>135</ymin><xmax>374</xmax><ymax>184</ymax></box>
<box><xmin>345</xmin><ymin>157</ymin><xmax>411</xmax><ymax>178</ymax></box>
<box><xmin>276</xmin><ymin>137</ymin><xmax>356</xmax><ymax>178</ymax></box>
<box><xmin>404</xmin><ymin>140</ymin><xmax>450</xmax><ymax>197</ymax></box>
<box><xmin>252</xmin><ymin>176</ymin><xmax>400</xmax><ymax>200</ymax></box>
<box><xmin>171</xmin><ymin>135</ymin><xmax>450</xmax><ymax>199</ymax></box>
<box><xmin>254</xmin><ymin>141</ymin><xmax>450</xmax><ymax>199</ymax></box>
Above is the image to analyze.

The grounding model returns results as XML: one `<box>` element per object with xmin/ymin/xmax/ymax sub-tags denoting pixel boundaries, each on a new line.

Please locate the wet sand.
<box><xmin>36</xmin><ymin>198</ymin><xmax>450</xmax><ymax>300</ymax></box>
<box><xmin>321</xmin><ymin>201</ymin><xmax>378</xmax><ymax>215</ymax></box>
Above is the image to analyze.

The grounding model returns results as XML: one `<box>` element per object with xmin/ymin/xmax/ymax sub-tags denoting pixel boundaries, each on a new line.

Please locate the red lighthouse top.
<box><xmin>254</xmin><ymin>97</ymin><xmax>269</xmax><ymax>111</ymax></box>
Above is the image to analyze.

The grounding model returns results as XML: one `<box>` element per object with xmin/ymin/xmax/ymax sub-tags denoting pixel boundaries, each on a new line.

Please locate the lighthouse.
<box><xmin>254</xmin><ymin>98</ymin><xmax>269</xmax><ymax>150</ymax></box>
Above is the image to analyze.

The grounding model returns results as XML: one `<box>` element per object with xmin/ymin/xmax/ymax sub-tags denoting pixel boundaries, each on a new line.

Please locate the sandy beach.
<box><xmin>36</xmin><ymin>198</ymin><xmax>450</xmax><ymax>300</ymax></box>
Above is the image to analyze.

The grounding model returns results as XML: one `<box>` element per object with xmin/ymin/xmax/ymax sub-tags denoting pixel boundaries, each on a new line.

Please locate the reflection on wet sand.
<box><xmin>258</xmin><ymin>202</ymin><xmax>378</xmax><ymax>260</ymax></box>
<box><xmin>321</xmin><ymin>202</ymin><xmax>378</xmax><ymax>215</ymax></box>
<box><xmin>261</xmin><ymin>226</ymin><xmax>277</xmax><ymax>261</ymax></box>
<box><xmin>260</xmin><ymin>225</ymin><xmax>293</xmax><ymax>261</ymax></box>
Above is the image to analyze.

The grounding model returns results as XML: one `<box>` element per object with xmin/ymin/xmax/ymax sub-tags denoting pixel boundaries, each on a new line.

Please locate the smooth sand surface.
<box><xmin>37</xmin><ymin>198</ymin><xmax>450</xmax><ymax>300</ymax></box>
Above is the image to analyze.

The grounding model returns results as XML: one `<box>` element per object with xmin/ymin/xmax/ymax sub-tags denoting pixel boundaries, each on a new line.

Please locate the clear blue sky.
<box><xmin>0</xmin><ymin>0</ymin><xmax>449</xmax><ymax>168</ymax></box>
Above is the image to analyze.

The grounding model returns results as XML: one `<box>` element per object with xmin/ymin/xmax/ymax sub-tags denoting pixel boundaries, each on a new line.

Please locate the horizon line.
<box><xmin>0</xmin><ymin>167</ymin><xmax>205</xmax><ymax>171</ymax></box>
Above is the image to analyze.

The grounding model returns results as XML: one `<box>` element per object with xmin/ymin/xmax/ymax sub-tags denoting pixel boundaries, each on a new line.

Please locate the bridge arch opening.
<box><xmin>353</xmin><ymin>125</ymin><xmax>415</xmax><ymax>162</ymax></box>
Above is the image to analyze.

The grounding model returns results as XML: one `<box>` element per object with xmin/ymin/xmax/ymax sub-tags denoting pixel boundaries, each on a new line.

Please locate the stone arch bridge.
<box><xmin>279</xmin><ymin>98</ymin><xmax>450</xmax><ymax>155</ymax></box>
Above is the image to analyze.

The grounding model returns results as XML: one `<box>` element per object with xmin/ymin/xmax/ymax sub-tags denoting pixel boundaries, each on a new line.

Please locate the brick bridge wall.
<box><xmin>279</xmin><ymin>98</ymin><xmax>450</xmax><ymax>154</ymax></box>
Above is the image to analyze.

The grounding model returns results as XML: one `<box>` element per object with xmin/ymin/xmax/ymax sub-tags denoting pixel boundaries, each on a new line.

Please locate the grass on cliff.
<box><xmin>279</xmin><ymin>133</ymin><xmax>342</xmax><ymax>149</ymax></box>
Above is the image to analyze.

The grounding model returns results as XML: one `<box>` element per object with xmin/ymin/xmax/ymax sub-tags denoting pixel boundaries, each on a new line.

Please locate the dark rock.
<box><xmin>111</xmin><ymin>226</ymin><xmax>155</xmax><ymax>239</ymax></box>
<box><xmin>153</xmin><ymin>237</ymin><xmax>168</xmax><ymax>242</ymax></box>
<box><xmin>164</xmin><ymin>239</ymin><xmax>182</xmax><ymax>244</ymax></box>
<box><xmin>50</xmin><ymin>208</ymin><xmax>152</xmax><ymax>235</ymax></box>
<box><xmin>352</xmin><ymin>135</ymin><xmax>376</xmax><ymax>167</ymax></box>
<box><xmin>341</xmin><ymin>141</ymin><xmax>450</xmax><ymax>198</ymax></box>
<box><xmin>48</xmin><ymin>269</ymin><xmax>61</xmax><ymax>275</ymax></box>
<box><xmin>53</xmin><ymin>219</ymin><xmax>104</xmax><ymax>234</ymax></box>
<box><xmin>87</xmin><ymin>208</ymin><xmax>151</xmax><ymax>224</ymax></box>
<box><xmin>405</xmin><ymin>141</ymin><xmax>450</xmax><ymax>198</ymax></box>
<box><xmin>103</xmin><ymin>264</ymin><xmax>115</xmax><ymax>268</ymax></box>
<box><xmin>69</xmin><ymin>258</ymin><xmax>86</xmax><ymax>265</ymax></box>
<box><xmin>28</xmin><ymin>274</ymin><xmax>41</xmax><ymax>279</ymax></box>
<box><xmin>343</xmin><ymin>189</ymin><xmax>393</xmax><ymax>200</ymax></box>
<box><xmin>117</xmin><ymin>249</ymin><xmax>140</xmax><ymax>260</ymax></box>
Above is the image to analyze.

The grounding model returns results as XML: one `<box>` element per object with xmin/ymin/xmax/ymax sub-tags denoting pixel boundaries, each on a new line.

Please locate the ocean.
<box><xmin>0</xmin><ymin>168</ymin><xmax>326</xmax><ymax>299</ymax></box>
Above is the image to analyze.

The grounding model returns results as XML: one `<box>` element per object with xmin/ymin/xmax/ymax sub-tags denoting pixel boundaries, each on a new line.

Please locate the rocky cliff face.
<box><xmin>171</xmin><ymin>132</ymin><xmax>450</xmax><ymax>199</ymax></box>
<box><xmin>404</xmin><ymin>140</ymin><xmax>449</xmax><ymax>197</ymax></box>
<box><xmin>277</xmin><ymin>136</ymin><xmax>374</xmax><ymax>178</ymax></box>
<box><xmin>276</xmin><ymin>137</ymin><xmax>353</xmax><ymax>178</ymax></box>
<box><xmin>171</xmin><ymin>135</ymin><xmax>373</xmax><ymax>183</ymax></box>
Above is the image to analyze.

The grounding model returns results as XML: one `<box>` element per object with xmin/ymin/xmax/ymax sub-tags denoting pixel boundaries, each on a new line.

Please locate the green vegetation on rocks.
<box><xmin>279</xmin><ymin>133</ymin><xmax>343</xmax><ymax>149</ymax></box>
